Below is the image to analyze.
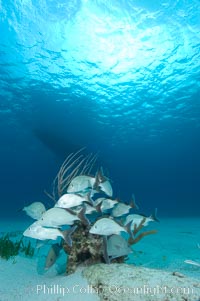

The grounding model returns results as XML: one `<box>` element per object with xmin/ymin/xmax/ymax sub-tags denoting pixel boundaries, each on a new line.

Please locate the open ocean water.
<box><xmin>0</xmin><ymin>1</ymin><xmax>199</xmax><ymax>300</ymax></box>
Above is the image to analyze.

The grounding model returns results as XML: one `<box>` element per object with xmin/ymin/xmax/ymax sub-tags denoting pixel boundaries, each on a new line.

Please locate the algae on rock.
<box><xmin>63</xmin><ymin>224</ymin><xmax>125</xmax><ymax>274</ymax></box>
<box><xmin>63</xmin><ymin>224</ymin><xmax>104</xmax><ymax>274</ymax></box>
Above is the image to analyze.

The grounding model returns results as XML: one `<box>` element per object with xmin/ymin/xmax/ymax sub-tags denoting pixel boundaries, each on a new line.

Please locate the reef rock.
<box><xmin>63</xmin><ymin>224</ymin><xmax>125</xmax><ymax>274</ymax></box>
<box><xmin>63</xmin><ymin>224</ymin><xmax>103</xmax><ymax>274</ymax></box>
<box><xmin>83</xmin><ymin>263</ymin><xmax>200</xmax><ymax>301</ymax></box>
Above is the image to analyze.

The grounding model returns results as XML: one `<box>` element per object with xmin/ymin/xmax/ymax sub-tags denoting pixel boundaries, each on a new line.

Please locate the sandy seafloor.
<box><xmin>0</xmin><ymin>217</ymin><xmax>199</xmax><ymax>301</ymax></box>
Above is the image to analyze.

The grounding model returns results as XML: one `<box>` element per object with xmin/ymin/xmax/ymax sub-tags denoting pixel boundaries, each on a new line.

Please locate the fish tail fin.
<box><xmin>130</xmin><ymin>194</ymin><xmax>139</xmax><ymax>210</ymax></box>
<box><xmin>115</xmin><ymin>197</ymin><xmax>120</xmax><ymax>203</ymax></box>
<box><xmin>95</xmin><ymin>202</ymin><xmax>102</xmax><ymax>213</ymax></box>
<box><xmin>93</xmin><ymin>172</ymin><xmax>101</xmax><ymax>191</ymax></box>
<box><xmin>62</xmin><ymin>225</ymin><xmax>77</xmax><ymax>247</ymax></box>
<box><xmin>103</xmin><ymin>236</ymin><xmax>110</xmax><ymax>264</ymax></box>
<box><xmin>97</xmin><ymin>167</ymin><xmax>107</xmax><ymax>183</ymax></box>
<box><xmin>93</xmin><ymin>167</ymin><xmax>107</xmax><ymax>190</ymax></box>
<box><xmin>85</xmin><ymin>191</ymin><xmax>93</xmax><ymax>205</ymax></box>
<box><xmin>18</xmin><ymin>200</ymin><xmax>27</xmax><ymax>213</ymax></box>
<box><xmin>78</xmin><ymin>206</ymin><xmax>90</xmax><ymax>227</ymax></box>
<box><xmin>17</xmin><ymin>207</ymin><xmax>24</xmax><ymax>212</ymax></box>
<box><xmin>124</xmin><ymin>221</ymin><xmax>133</xmax><ymax>237</ymax></box>
<box><xmin>150</xmin><ymin>208</ymin><xmax>159</xmax><ymax>222</ymax></box>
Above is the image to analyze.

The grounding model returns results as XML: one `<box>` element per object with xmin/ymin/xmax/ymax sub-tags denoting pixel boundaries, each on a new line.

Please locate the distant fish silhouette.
<box><xmin>184</xmin><ymin>260</ymin><xmax>200</xmax><ymax>267</ymax></box>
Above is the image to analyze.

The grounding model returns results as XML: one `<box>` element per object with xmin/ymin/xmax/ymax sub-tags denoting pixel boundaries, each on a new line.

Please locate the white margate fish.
<box><xmin>22</xmin><ymin>202</ymin><xmax>46</xmax><ymax>220</ymax></box>
<box><xmin>112</xmin><ymin>203</ymin><xmax>132</xmax><ymax>217</ymax></box>
<box><xmin>93</xmin><ymin>198</ymin><xmax>118</xmax><ymax>212</ymax></box>
<box><xmin>101</xmin><ymin>199</ymin><xmax>118</xmax><ymax>212</ymax></box>
<box><xmin>107</xmin><ymin>234</ymin><xmax>132</xmax><ymax>259</ymax></box>
<box><xmin>36</xmin><ymin>207</ymin><xmax>81</xmax><ymax>228</ymax></box>
<box><xmin>55</xmin><ymin>193</ymin><xmax>87</xmax><ymax>209</ymax></box>
<box><xmin>99</xmin><ymin>198</ymin><xmax>118</xmax><ymax>212</ymax></box>
<box><xmin>23</xmin><ymin>222</ymin><xmax>77</xmax><ymax>246</ymax></box>
<box><xmin>72</xmin><ymin>203</ymin><xmax>96</xmax><ymax>215</ymax></box>
<box><xmin>89</xmin><ymin>218</ymin><xmax>127</xmax><ymax>236</ymax></box>
<box><xmin>67</xmin><ymin>175</ymin><xmax>95</xmax><ymax>193</ymax></box>
<box><xmin>124</xmin><ymin>211</ymin><xmax>158</xmax><ymax>229</ymax></box>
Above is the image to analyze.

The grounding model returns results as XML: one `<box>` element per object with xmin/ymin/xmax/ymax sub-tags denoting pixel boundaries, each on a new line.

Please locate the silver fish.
<box><xmin>55</xmin><ymin>193</ymin><xmax>86</xmax><ymax>209</ymax></box>
<box><xmin>89</xmin><ymin>218</ymin><xmax>127</xmax><ymax>236</ymax></box>
<box><xmin>36</xmin><ymin>207</ymin><xmax>80</xmax><ymax>228</ymax></box>
<box><xmin>112</xmin><ymin>203</ymin><xmax>131</xmax><ymax>217</ymax></box>
<box><xmin>100</xmin><ymin>198</ymin><xmax>118</xmax><ymax>212</ymax></box>
<box><xmin>23</xmin><ymin>222</ymin><xmax>77</xmax><ymax>246</ymax></box>
<box><xmin>184</xmin><ymin>260</ymin><xmax>200</xmax><ymax>267</ymax></box>
<box><xmin>125</xmin><ymin>210</ymin><xmax>159</xmax><ymax>229</ymax></box>
<box><xmin>67</xmin><ymin>175</ymin><xmax>95</xmax><ymax>193</ymax></box>
<box><xmin>22</xmin><ymin>202</ymin><xmax>46</xmax><ymax>220</ymax></box>
<box><xmin>107</xmin><ymin>234</ymin><xmax>132</xmax><ymax>259</ymax></box>
<box><xmin>72</xmin><ymin>203</ymin><xmax>96</xmax><ymax>215</ymax></box>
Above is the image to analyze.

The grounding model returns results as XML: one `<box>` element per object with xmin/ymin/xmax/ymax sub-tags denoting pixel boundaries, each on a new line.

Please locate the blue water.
<box><xmin>0</xmin><ymin>0</ymin><xmax>200</xmax><ymax>218</ymax></box>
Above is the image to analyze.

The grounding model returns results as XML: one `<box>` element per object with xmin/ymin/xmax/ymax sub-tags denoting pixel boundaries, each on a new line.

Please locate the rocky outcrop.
<box><xmin>83</xmin><ymin>263</ymin><xmax>200</xmax><ymax>301</ymax></box>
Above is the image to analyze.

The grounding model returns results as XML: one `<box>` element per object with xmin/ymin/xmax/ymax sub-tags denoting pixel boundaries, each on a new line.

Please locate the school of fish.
<box><xmin>22</xmin><ymin>168</ymin><xmax>158</xmax><ymax>269</ymax></box>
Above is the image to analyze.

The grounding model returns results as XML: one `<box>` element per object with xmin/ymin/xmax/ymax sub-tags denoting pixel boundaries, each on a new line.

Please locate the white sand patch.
<box><xmin>0</xmin><ymin>256</ymin><xmax>99</xmax><ymax>301</ymax></box>
<box><xmin>83</xmin><ymin>263</ymin><xmax>200</xmax><ymax>301</ymax></box>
